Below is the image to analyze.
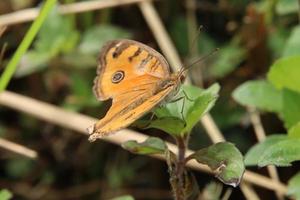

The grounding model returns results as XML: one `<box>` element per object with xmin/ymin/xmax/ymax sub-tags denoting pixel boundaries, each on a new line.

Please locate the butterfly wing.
<box><xmin>89</xmin><ymin>39</ymin><xmax>175</xmax><ymax>141</ymax></box>
<box><xmin>94</xmin><ymin>39</ymin><xmax>171</xmax><ymax>101</ymax></box>
<box><xmin>88</xmin><ymin>78</ymin><xmax>176</xmax><ymax>141</ymax></box>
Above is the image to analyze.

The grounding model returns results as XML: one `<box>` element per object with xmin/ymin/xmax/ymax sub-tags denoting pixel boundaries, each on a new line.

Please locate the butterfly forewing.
<box><xmin>94</xmin><ymin>39</ymin><xmax>171</xmax><ymax>101</ymax></box>
<box><xmin>89</xmin><ymin>39</ymin><xmax>179</xmax><ymax>141</ymax></box>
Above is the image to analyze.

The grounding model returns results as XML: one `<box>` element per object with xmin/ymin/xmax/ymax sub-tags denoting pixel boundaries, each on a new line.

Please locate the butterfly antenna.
<box><xmin>189</xmin><ymin>25</ymin><xmax>204</xmax><ymax>54</ymax></box>
<box><xmin>179</xmin><ymin>48</ymin><xmax>219</xmax><ymax>76</ymax></box>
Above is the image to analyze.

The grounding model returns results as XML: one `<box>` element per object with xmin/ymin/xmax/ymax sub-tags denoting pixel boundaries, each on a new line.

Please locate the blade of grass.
<box><xmin>0</xmin><ymin>0</ymin><xmax>57</xmax><ymax>91</ymax></box>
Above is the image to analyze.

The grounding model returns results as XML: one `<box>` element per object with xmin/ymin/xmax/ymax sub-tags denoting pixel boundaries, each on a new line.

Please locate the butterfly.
<box><xmin>87</xmin><ymin>39</ymin><xmax>188</xmax><ymax>142</ymax></box>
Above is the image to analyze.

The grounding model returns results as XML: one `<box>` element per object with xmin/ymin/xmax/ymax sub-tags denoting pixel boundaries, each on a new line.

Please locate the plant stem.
<box><xmin>173</xmin><ymin>136</ymin><xmax>187</xmax><ymax>200</ymax></box>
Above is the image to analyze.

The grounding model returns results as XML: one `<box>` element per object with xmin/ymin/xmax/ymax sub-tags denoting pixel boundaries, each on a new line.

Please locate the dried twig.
<box><xmin>0</xmin><ymin>0</ymin><xmax>154</xmax><ymax>27</ymax></box>
<box><xmin>0</xmin><ymin>137</ymin><xmax>38</xmax><ymax>159</ymax></box>
<box><xmin>0</xmin><ymin>91</ymin><xmax>287</xmax><ymax>194</ymax></box>
<box><xmin>248</xmin><ymin>107</ymin><xmax>284</xmax><ymax>200</ymax></box>
<box><xmin>138</xmin><ymin>2</ymin><xmax>267</xmax><ymax>199</ymax></box>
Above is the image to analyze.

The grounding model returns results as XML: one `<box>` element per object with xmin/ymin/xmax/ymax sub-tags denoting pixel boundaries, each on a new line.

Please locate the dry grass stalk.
<box><xmin>0</xmin><ymin>91</ymin><xmax>287</xmax><ymax>194</ymax></box>
<box><xmin>0</xmin><ymin>0</ymin><xmax>154</xmax><ymax>27</ymax></box>
<box><xmin>0</xmin><ymin>137</ymin><xmax>38</xmax><ymax>159</ymax></box>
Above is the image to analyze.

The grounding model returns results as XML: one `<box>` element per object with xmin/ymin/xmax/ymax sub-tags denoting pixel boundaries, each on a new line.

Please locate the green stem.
<box><xmin>0</xmin><ymin>0</ymin><xmax>57</xmax><ymax>92</ymax></box>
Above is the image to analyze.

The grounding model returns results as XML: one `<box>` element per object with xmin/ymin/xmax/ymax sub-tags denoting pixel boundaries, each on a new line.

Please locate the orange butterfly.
<box><xmin>88</xmin><ymin>39</ymin><xmax>187</xmax><ymax>142</ymax></box>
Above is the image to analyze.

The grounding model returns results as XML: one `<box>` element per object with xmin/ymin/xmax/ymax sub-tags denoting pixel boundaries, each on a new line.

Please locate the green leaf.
<box><xmin>283</xmin><ymin>26</ymin><xmax>300</xmax><ymax>57</ymax></box>
<box><xmin>267</xmin><ymin>28</ymin><xmax>289</xmax><ymax>58</ymax></box>
<box><xmin>276</xmin><ymin>0</ymin><xmax>298</xmax><ymax>15</ymax></box>
<box><xmin>268</xmin><ymin>55</ymin><xmax>300</xmax><ymax>94</ymax></box>
<box><xmin>258</xmin><ymin>138</ymin><xmax>300</xmax><ymax>167</ymax></box>
<box><xmin>111</xmin><ymin>195</ymin><xmax>135</xmax><ymax>200</ymax></box>
<box><xmin>152</xmin><ymin>84</ymin><xmax>219</xmax><ymax>136</ymax></box>
<box><xmin>287</xmin><ymin>172</ymin><xmax>300</xmax><ymax>200</ymax></box>
<box><xmin>0</xmin><ymin>189</ymin><xmax>12</xmax><ymax>200</ymax></box>
<box><xmin>15</xmin><ymin>51</ymin><xmax>50</xmax><ymax>77</ymax></box>
<box><xmin>191</xmin><ymin>142</ymin><xmax>245</xmax><ymax>187</ymax></box>
<box><xmin>282</xmin><ymin>89</ymin><xmax>300</xmax><ymax>128</ymax></box>
<box><xmin>232</xmin><ymin>80</ymin><xmax>282</xmax><ymax>112</ymax></box>
<box><xmin>146</xmin><ymin>117</ymin><xmax>186</xmax><ymax>136</ymax></box>
<box><xmin>15</xmin><ymin>8</ymin><xmax>79</xmax><ymax>77</ymax></box>
<box><xmin>36</xmin><ymin>8</ymin><xmax>79</xmax><ymax>55</ymax></box>
<box><xmin>210</xmin><ymin>43</ymin><xmax>246</xmax><ymax>78</ymax></box>
<box><xmin>184</xmin><ymin>84</ymin><xmax>219</xmax><ymax>133</ymax></box>
<box><xmin>288</xmin><ymin>122</ymin><xmax>300</xmax><ymax>138</ymax></box>
<box><xmin>244</xmin><ymin>135</ymin><xmax>287</xmax><ymax>166</ymax></box>
<box><xmin>121</xmin><ymin>137</ymin><xmax>167</xmax><ymax>155</ymax></box>
<box><xmin>79</xmin><ymin>25</ymin><xmax>131</xmax><ymax>55</ymax></box>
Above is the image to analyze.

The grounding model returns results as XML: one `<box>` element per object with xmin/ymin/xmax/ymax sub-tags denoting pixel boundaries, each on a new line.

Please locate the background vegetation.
<box><xmin>0</xmin><ymin>0</ymin><xmax>300</xmax><ymax>199</ymax></box>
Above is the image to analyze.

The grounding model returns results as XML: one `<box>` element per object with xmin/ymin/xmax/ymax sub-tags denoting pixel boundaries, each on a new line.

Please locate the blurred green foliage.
<box><xmin>1</xmin><ymin>0</ymin><xmax>300</xmax><ymax>198</ymax></box>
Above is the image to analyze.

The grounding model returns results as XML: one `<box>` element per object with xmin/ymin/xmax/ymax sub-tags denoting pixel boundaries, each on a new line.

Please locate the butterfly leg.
<box><xmin>170</xmin><ymin>96</ymin><xmax>187</xmax><ymax>126</ymax></box>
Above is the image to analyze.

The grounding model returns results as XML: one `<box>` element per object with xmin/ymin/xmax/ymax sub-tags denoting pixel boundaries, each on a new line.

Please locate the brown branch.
<box><xmin>0</xmin><ymin>91</ymin><xmax>287</xmax><ymax>194</ymax></box>
<box><xmin>138</xmin><ymin>2</ymin><xmax>281</xmax><ymax>199</ymax></box>
<box><xmin>0</xmin><ymin>137</ymin><xmax>38</xmax><ymax>159</ymax></box>
<box><xmin>0</xmin><ymin>0</ymin><xmax>155</xmax><ymax>27</ymax></box>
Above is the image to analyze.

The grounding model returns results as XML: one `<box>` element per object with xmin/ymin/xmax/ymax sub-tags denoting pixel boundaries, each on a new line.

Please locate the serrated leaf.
<box><xmin>283</xmin><ymin>26</ymin><xmax>300</xmax><ymax>57</ymax></box>
<box><xmin>152</xmin><ymin>84</ymin><xmax>219</xmax><ymax>136</ymax></box>
<box><xmin>121</xmin><ymin>137</ymin><xmax>166</xmax><ymax>155</ymax></box>
<box><xmin>79</xmin><ymin>25</ymin><xmax>131</xmax><ymax>55</ymax></box>
<box><xmin>267</xmin><ymin>55</ymin><xmax>300</xmax><ymax>94</ymax></box>
<box><xmin>258</xmin><ymin>138</ymin><xmax>300</xmax><ymax>167</ymax></box>
<box><xmin>287</xmin><ymin>172</ymin><xmax>300</xmax><ymax>200</ymax></box>
<box><xmin>244</xmin><ymin>135</ymin><xmax>287</xmax><ymax>166</ymax></box>
<box><xmin>282</xmin><ymin>89</ymin><xmax>300</xmax><ymax>128</ymax></box>
<box><xmin>288</xmin><ymin>122</ymin><xmax>300</xmax><ymax>138</ymax></box>
<box><xmin>0</xmin><ymin>189</ymin><xmax>12</xmax><ymax>200</ymax></box>
<box><xmin>232</xmin><ymin>80</ymin><xmax>282</xmax><ymax>112</ymax></box>
<box><xmin>191</xmin><ymin>142</ymin><xmax>245</xmax><ymax>187</ymax></box>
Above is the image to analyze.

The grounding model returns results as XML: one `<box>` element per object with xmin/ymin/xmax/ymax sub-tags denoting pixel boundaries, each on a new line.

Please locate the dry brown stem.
<box><xmin>0</xmin><ymin>91</ymin><xmax>287</xmax><ymax>194</ymax></box>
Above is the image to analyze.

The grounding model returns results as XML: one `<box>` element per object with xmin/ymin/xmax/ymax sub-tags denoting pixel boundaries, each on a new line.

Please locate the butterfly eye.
<box><xmin>111</xmin><ymin>70</ymin><xmax>125</xmax><ymax>83</ymax></box>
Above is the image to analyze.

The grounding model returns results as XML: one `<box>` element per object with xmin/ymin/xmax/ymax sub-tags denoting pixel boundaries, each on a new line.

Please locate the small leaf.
<box><xmin>232</xmin><ymin>80</ymin><xmax>282</xmax><ymax>113</ymax></box>
<box><xmin>146</xmin><ymin>117</ymin><xmax>186</xmax><ymax>136</ymax></box>
<box><xmin>282</xmin><ymin>89</ymin><xmax>300</xmax><ymax>128</ymax></box>
<box><xmin>287</xmin><ymin>172</ymin><xmax>300</xmax><ymax>200</ymax></box>
<box><xmin>184</xmin><ymin>85</ymin><xmax>219</xmax><ymax>133</ymax></box>
<box><xmin>283</xmin><ymin>26</ymin><xmax>300</xmax><ymax>57</ymax></box>
<box><xmin>258</xmin><ymin>138</ymin><xmax>300</xmax><ymax>167</ymax></box>
<box><xmin>268</xmin><ymin>55</ymin><xmax>300</xmax><ymax>94</ymax></box>
<box><xmin>111</xmin><ymin>195</ymin><xmax>135</xmax><ymax>200</ymax></box>
<box><xmin>0</xmin><ymin>189</ymin><xmax>12</xmax><ymax>200</ymax></box>
<box><xmin>122</xmin><ymin>137</ymin><xmax>167</xmax><ymax>155</ymax></box>
<box><xmin>244</xmin><ymin>135</ymin><xmax>287</xmax><ymax>166</ymax></box>
<box><xmin>288</xmin><ymin>122</ymin><xmax>300</xmax><ymax>138</ymax></box>
<box><xmin>152</xmin><ymin>84</ymin><xmax>219</xmax><ymax>136</ymax></box>
<box><xmin>191</xmin><ymin>142</ymin><xmax>245</xmax><ymax>187</ymax></box>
